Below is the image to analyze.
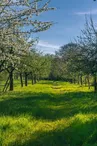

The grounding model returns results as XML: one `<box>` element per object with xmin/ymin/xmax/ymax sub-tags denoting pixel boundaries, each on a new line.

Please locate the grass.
<box><xmin>0</xmin><ymin>80</ymin><xmax>97</xmax><ymax>146</ymax></box>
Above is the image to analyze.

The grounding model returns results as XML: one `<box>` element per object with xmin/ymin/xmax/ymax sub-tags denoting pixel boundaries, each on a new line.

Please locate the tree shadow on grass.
<box><xmin>8</xmin><ymin>117</ymin><xmax>97</xmax><ymax>146</ymax></box>
<box><xmin>0</xmin><ymin>91</ymin><xmax>97</xmax><ymax>120</ymax></box>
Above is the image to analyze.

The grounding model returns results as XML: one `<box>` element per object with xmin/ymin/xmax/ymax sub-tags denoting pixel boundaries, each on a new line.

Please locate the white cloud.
<box><xmin>36</xmin><ymin>40</ymin><xmax>60</xmax><ymax>54</ymax></box>
<box><xmin>37</xmin><ymin>40</ymin><xmax>60</xmax><ymax>49</ymax></box>
<box><xmin>75</xmin><ymin>9</ymin><xmax>97</xmax><ymax>15</ymax></box>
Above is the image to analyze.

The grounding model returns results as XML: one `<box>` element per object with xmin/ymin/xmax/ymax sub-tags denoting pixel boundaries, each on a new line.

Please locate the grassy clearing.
<box><xmin>0</xmin><ymin>81</ymin><xmax>97</xmax><ymax>146</ymax></box>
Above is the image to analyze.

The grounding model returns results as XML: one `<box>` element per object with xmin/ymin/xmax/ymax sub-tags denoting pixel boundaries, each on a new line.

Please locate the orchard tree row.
<box><xmin>0</xmin><ymin>0</ymin><xmax>54</xmax><ymax>91</ymax></box>
<box><xmin>50</xmin><ymin>18</ymin><xmax>97</xmax><ymax>92</ymax></box>
<box><xmin>0</xmin><ymin>1</ymin><xmax>97</xmax><ymax>92</ymax></box>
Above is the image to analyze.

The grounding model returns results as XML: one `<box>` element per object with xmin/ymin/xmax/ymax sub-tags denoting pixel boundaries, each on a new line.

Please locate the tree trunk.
<box><xmin>73</xmin><ymin>78</ymin><xmax>76</xmax><ymax>84</ymax></box>
<box><xmin>25</xmin><ymin>72</ymin><xmax>28</xmax><ymax>86</ymax></box>
<box><xmin>84</xmin><ymin>76</ymin><xmax>87</xmax><ymax>87</ymax></box>
<box><xmin>77</xmin><ymin>75</ymin><xmax>80</xmax><ymax>84</ymax></box>
<box><xmin>3</xmin><ymin>76</ymin><xmax>10</xmax><ymax>92</ymax></box>
<box><xmin>15</xmin><ymin>73</ymin><xmax>19</xmax><ymax>80</ymax></box>
<box><xmin>9</xmin><ymin>69</ymin><xmax>14</xmax><ymax>91</ymax></box>
<box><xmin>87</xmin><ymin>75</ymin><xmax>90</xmax><ymax>89</ymax></box>
<box><xmin>94</xmin><ymin>74</ymin><xmax>97</xmax><ymax>92</ymax></box>
<box><xmin>37</xmin><ymin>75</ymin><xmax>40</xmax><ymax>82</ymax></box>
<box><xmin>20</xmin><ymin>73</ymin><xmax>23</xmax><ymax>87</ymax></box>
<box><xmin>34</xmin><ymin>74</ymin><xmax>37</xmax><ymax>84</ymax></box>
<box><xmin>31</xmin><ymin>73</ymin><xmax>34</xmax><ymax>85</ymax></box>
<box><xmin>80</xmin><ymin>75</ymin><xmax>83</xmax><ymax>86</ymax></box>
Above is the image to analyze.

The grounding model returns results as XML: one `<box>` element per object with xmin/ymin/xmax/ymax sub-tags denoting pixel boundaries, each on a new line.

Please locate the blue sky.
<box><xmin>35</xmin><ymin>0</ymin><xmax>97</xmax><ymax>54</ymax></box>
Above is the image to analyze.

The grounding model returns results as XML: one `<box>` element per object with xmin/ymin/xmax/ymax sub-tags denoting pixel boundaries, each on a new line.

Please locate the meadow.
<box><xmin>0</xmin><ymin>81</ymin><xmax>97</xmax><ymax>146</ymax></box>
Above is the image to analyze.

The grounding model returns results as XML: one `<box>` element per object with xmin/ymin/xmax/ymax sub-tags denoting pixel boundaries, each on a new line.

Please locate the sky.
<box><xmin>34</xmin><ymin>0</ymin><xmax>97</xmax><ymax>54</ymax></box>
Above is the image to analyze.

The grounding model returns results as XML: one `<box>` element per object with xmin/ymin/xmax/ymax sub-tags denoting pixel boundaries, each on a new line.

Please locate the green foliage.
<box><xmin>0</xmin><ymin>0</ymin><xmax>54</xmax><ymax>72</ymax></box>
<box><xmin>50</xmin><ymin>18</ymin><xmax>97</xmax><ymax>91</ymax></box>
<box><xmin>0</xmin><ymin>0</ymin><xmax>55</xmax><ymax>91</ymax></box>
<box><xmin>50</xmin><ymin>43</ymin><xmax>83</xmax><ymax>81</ymax></box>
<box><xmin>0</xmin><ymin>81</ymin><xmax>97</xmax><ymax>146</ymax></box>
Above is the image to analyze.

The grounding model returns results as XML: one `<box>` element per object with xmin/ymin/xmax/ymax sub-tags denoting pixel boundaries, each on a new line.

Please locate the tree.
<box><xmin>52</xmin><ymin>43</ymin><xmax>81</xmax><ymax>82</ymax></box>
<box><xmin>77</xmin><ymin>18</ymin><xmax>97</xmax><ymax>91</ymax></box>
<box><xmin>0</xmin><ymin>0</ymin><xmax>55</xmax><ymax>91</ymax></box>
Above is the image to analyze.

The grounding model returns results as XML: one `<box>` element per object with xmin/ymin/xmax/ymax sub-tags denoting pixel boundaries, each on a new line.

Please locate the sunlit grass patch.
<box><xmin>0</xmin><ymin>115</ymin><xmax>70</xmax><ymax>146</ymax></box>
<box><xmin>0</xmin><ymin>81</ymin><xmax>97</xmax><ymax>146</ymax></box>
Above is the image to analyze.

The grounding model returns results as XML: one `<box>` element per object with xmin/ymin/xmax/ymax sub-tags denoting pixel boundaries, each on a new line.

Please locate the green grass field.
<box><xmin>0</xmin><ymin>81</ymin><xmax>97</xmax><ymax>146</ymax></box>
